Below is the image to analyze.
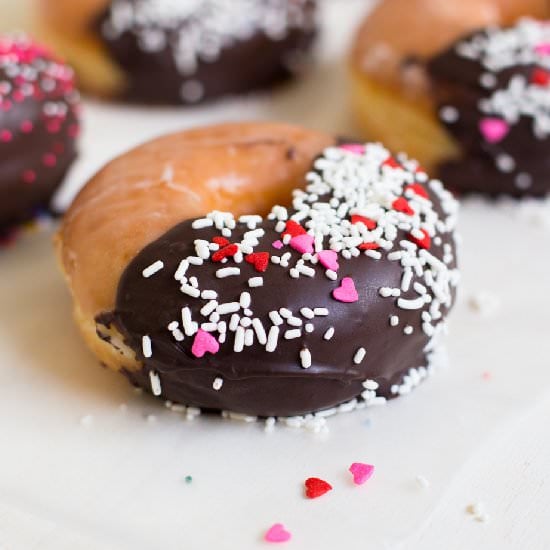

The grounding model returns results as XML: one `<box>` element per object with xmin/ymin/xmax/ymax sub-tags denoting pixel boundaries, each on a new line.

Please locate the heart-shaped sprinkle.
<box><xmin>282</xmin><ymin>220</ymin><xmax>306</xmax><ymax>238</ymax></box>
<box><xmin>392</xmin><ymin>197</ymin><xmax>415</xmax><ymax>216</ymax></box>
<box><xmin>245</xmin><ymin>252</ymin><xmax>270</xmax><ymax>273</ymax></box>
<box><xmin>212</xmin><ymin>243</ymin><xmax>238</xmax><ymax>262</ymax></box>
<box><xmin>405</xmin><ymin>183</ymin><xmax>429</xmax><ymax>199</ymax></box>
<box><xmin>264</xmin><ymin>523</ymin><xmax>292</xmax><ymax>543</ymax></box>
<box><xmin>272</xmin><ymin>240</ymin><xmax>284</xmax><ymax>250</ymax></box>
<box><xmin>340</xmin><ymin>143</ymin><xmax>364</xmax><ymax>154</ymax></box>
<box><xmin>317</xmin><ymin>250</ymin><xmax>339</xmax><ymax>271</ymax></box>
<box><xmin>349</xmin><ymin>462</ymin><xmax>375</xmax><ymax>485</ymax></box>
<box><xmin>191</xmin><ymin>329</ymin><xmax>219</xmax><ymax>358</ymax></box>
<box><xmin>351</xmin><ymin>214</ymin><xmax>376</xmax><ymax>230</ymax></box>
<box><xmin>304</xmin><ymin>477</ymin><xmax>333</xmax><ymax>499</ymax></box>
<box><xmin>358</xmin><ymin>242</ymin><xmax>380</xmax><ymax>251</ymax></box>
<box><xmin>479</xmin><ymin>117</ymin><xmax>509</xmax><ymax>144</ymax></box>
<box><xmin>535</xmin><ymin>42</ymin><xmax>550</xmax><ymax>55</ymax></box>
<box><xmin>212</xmin><ymin>236</ymin><xmax>230</xmax><ymax>247</ymax></box>
<box><xmin>531</xmin><ymin>67</ymin><xmax>550</xmax><ymax>86</ymax></box>
<box><xmin>408</xmin><ymin>229</ymin><xmax>431</xmax><ymax>249</ymax></box>
<box><xmin>383</xmin><ymin>156</ymin><xmax>400</xmax><ymax>169</ymax></box>
<box><xmin>290</xmin><ymin>234</ymin><xmax>314</xmax><ymax>254</ymax></box>
<box><xmin>332</xmin><ymin>277</ymin><xmax>359</xmax><ymax>303</ymax></box>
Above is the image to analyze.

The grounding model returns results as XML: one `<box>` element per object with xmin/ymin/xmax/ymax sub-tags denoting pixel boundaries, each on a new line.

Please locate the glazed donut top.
<box><xmin>428</xmin><ymin>18</ymin><xmax>550</xmax><ymax>195</ymax></box>
<box><xmin>109</xmin><ymin>143</ymin><xmax>459</xmax><ymax>396</ymax></box>
<box><xmin>350</xmin><ymin>0</ymin><xmax>549</xmax><ymax>99</ymax></box>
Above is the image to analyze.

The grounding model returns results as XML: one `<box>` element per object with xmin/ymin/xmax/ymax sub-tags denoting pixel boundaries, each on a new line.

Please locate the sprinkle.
<box><xmin>305</xmin><ymin>323</ymin><xmax>314</xmax><ymax>333</ymax></box>
<box><xmin>192</xmin><ymin>218</ymin><xmax>213</xmax><ymax>229</ymax></box>
<box><xmin>439</xmin><ymin>105</ymin><xmax>459</xmax><ymax>123</ymax></box>
<box><xmin>403</xmin><ymin>325</ymin><xmax>414</xmax><ymax>335</ymax></box>
<box><xmin>398</xmin><ymin>297</ymin><xmax>426</xmax><ymax>310</ymax></box>
<box><xmin>272</xmin><ymin>240</ymin><xmax>284</xmax><ymax>249</ymax></box>
<box><xmin>216</xmin><ymin>267</ymin><xmax>240</xmax><ymax>278</ymax></box>
<box><xmin>252</xmin><ymin>318</ymin><xmax>267</xmax><ymax>345</ymax></box>
<box><xmin>191</xmin><ymin>329</ymin><xmax>219</xmax><ymax>358</ymax></box>
<box><xmin>180</xmin><ymin>284</ymin><xmax>201</xmax><ymax>298</ymax></box>
<box><xmin>188</xmin><ymin>256</ymin><xmax>203</xmax><ymax>265</ymax></box>
<box><xmin>149</xmin><ymin>370</ymin><xmax>162</xmax><ymax>396</ymax></box>
<box><xmin>142</xmin><ymin>335</ymin><xmax>152</xmax><ymax>358</ymax></box>
<box><xmin>289</xmin><ymin>233</ymin><xmax>314</xmax><ymax>254</ymax></box>
<box><xmin>174</xmin><ymin>260</ymin><xmax>189</xmax><ymax>280</ymax></box>
<box><xmin>300</xmin><ymin>347</ymin><xmax>312</xmax><ymax>368</ymax></box>
<box><xmin>390</xmin><ymin>315</ymin><xmax>399</xmax><ymax>326</ymax></box>
<box><xmin>415</xmin><ymin>475</ymin><xmax>430</xmax><ymax>489</ymax></box>
<box><xmin>479</xmin><ymin>117</ymin><xmax>510</xmax><ymax>143</ymax></box>
<box><xmin>495</xmin><ymin>153</ymin><xmax>515</xmax><ymax>173</ymax></box>
<box><xmin>314</xmin><ymin>308</ymin><xmax>329</xmax><ymax>316</ymax></box>
<box><xmin>304</xmin><ymin>477</ymin><xmax>332</xmax><ymax>499</ymax></box>
<box><xmin>323</xmin><ymin>327</ymin><xmax>335</xmax><ymax>340</ymax></box>
<box><xmin>200</xmin><ymin>300</ymin><xmax>218</xmax><ymax>317</ymax></box>
<box><xmin>349</xmin><ymin>462</ymin><xmax>375</xmax><ymax>485</ymax></box>
<box><xmin>142</xmin><ymin>260</ymin><xmax>164</xmax><ymax>278</ymax></box>
<box><xmin>264</xmin><ymin>524</ymin><xmax>291</xmax><ymax>544</ymax></box>
<box><xmin>212</xmin><ymin>377</ymin><xmax>223</xmax><ymax>391</ymax></box>
<box><xmin>181</xmin><ymin>307</ymin><xmax>198</xmax><ymax>336</ymax></box>
<box><xmin>248</xmin><ymin>276</ymin><xmax>263</xmax><ymax>287</ymax></box>
<box><xmin>317</xmin><ymin>249</ymin><xmax>339</xmax><ymax>271</ymax></box>
<box><xmin>300</xmin><ymin>307</ymin><xmax>314</xmax><ymax>319</ymax></box>
<box><xmin>284</xmin><ymin>329</ymin><xmax>302</xmax><ymax>340</ymax></box>
<box><xmin>353</xmin><ymin>347</ymin><xmax>366</xmax><ymax>365</ymax></box>
<box><xmin>266</xmin><ymin>326</ymin><xmax>280</xmax><ymax>352</ymax></box>
<box><xmin>332</xmin><ymin>277</ymin><xmax>359</xmax><ymax>303</ymax></box>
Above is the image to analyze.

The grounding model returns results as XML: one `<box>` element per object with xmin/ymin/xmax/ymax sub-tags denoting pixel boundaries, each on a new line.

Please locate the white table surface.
<box><xmin>1</xmin><ymin>1</ymin><xmax>550</xmax><ymax>549</ymax></box>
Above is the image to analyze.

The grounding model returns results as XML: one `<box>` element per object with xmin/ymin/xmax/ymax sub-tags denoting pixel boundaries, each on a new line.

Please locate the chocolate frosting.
<box><xmin>99</xmin><ymin>143</ymin><xmax>459</xmax><ymax>417</ymax></box>
<box><xmin>94</xmin><ymin>0</ymin><xmax>317</xmax><ymax>104</ymax></box>
<box><xmin>0</xmin><ymin>36</ymin><xmax>80</xmax><ymax>234</ymax></box>
<box><xmin>428</xmin><ymin>19</ymin><xmax>550</xmax><ymax>197</ymax></box>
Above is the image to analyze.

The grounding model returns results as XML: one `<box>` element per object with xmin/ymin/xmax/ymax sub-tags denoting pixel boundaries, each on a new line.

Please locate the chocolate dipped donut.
<box><xmin>38</xmin><ymin>0</ymin><xmax>317</xmax><ymax>104</ymax></box>
<box><xmin>349</xmin><ymin>0</ymin><xmax>550</xmax><ymax>196</ymax></box>
<box><xmin>57</xmin><ymin>122</ymin><xmax>459</xmax><ymax>418</ymax></box>
<box><xmin>0</xmin><ymin>35</ymin><xmax>80</xmax><ymax>238</ymax></box>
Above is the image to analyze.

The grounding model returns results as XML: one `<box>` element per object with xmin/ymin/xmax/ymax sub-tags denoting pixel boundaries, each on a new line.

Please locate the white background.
<box><xmin>1</xmin><ymin>1</ymin><xmax>550</xmax><ymax>549</ymax></box>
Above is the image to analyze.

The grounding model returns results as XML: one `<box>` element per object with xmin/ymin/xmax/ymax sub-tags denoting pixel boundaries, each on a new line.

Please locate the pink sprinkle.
<box><xmin>482</xmin><ymin>371</ymin><xmax>492</xmax><ymax>381</ymax></box>
<box><xmin>535</xmin><ymin>42</ymin><xmax>550</xmax><ymax>55</ymax></box>
<box><xmin>340</xmin><ymin>143</ymin><xmax>364</xmax><ymax>155</ymax></box>
<box><xmin>20</xmin><ymin>120</ymin><xmax>33</xmax><ymax>133</ymax></box>
<box><xmin>191</xmin><ymin>329</ymin><xmax>219</xmax><ymax>358</ymax></box>
<box><xmin>68</xmin><ymin>124</ymin><xmax>79</xmax><ymax>138</ymax></box>
<box><xmin>42</xmin><ymin>153</ymin><xmax>56</xmax><ymax>167</ymax></box>
<box><xmin>289</xmin><ymin>234</ymin><xmax>314</xmax><ymax>254</ymax></box>
<box><xmin>272</xmin><ymin>240</ymin><xmax>284</xmax><ymax>250</ymax></box>
<box><xmin>317</xmin><ymin>250</ymin><xmax>339</xmax><ymax>271</ymax></box>
<box><xmin>479</xmin><ymin>118</ymin><xmax>509</xmax><ymax>144</ymax></box>
<box><xmin>349</xmin><ymin>462</ymin><xmax>375</xmax><ymax>485</ymax></box>
<box><xmin>47</xmin><ymin>121</ymin><xmax>61</xmax><ymax>134</ymax></box>
<box><xmin>264</xmin><ymin>524</ymin><xmax>291</xmax><ymax>544</ymax></box>
<box><xmin>21</xmin><ymin>170</ymin><xmax>36</xmax><ymax>184</ymax></box>
<box><xmin>0</xmin><ymin>130</ymin><xmax>12</xmax><ymax>142</ymax></box>
<box><xmin>332</xmin><ymin>277</ymin><xmax>359</xmax><ymax>303</ymax></box>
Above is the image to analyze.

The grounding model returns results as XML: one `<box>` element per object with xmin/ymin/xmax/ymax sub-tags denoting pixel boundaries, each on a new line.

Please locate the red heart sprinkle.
<box><xmin>531</xmin><ymin>68</ymin><xmax>550</xmax><ymax>86</ymax></box>
<box><xmin>212</xmin><ymin>244</ymin><xmax>238</xmax><ymax>262</ymax></box>
<box><xmin>245</xmin><ymin>252</ymin><xmax>270</xmax><ymax>272</ymax></box>
<box><xmin>282</xmin><ymin>220</ymin><xmax>306</xmax><ymax>238</ymax></box>
<box><xmin>408</xmin><ymin>229</ymin><xmax>431</xmax><ymax>249</ymax></box>
<box><xmin>383</xmin><ymin>156</ymin><xmax>400</xmax><ymax>169</ymax></box>
<box><xmin>304</xmin><ymin>477</ymin><xmax>333</xmax><ymax>499</ymax></box>
<box><xmin>359</xmin><ymin>242</ymin><xmax>380</xmax><ymax>250</ymax></box>
<box><xmin>392</xmin><ymin>197</ymin><xmax>415</xmax><ymax>216</ymax></box>
<box><xmin>212</xmin><ymin>236</ymin><xmax>230</xmax><ymax>247</ymax></box>
<box><xmin>405</xmin><ymin>183</ymin><xmax>429</xmax><ymax>199</ymax></box>
<box><xmin>351</xmin><ymin>214</ymin><xmax>376</xmax><ymax>230</ymax></box>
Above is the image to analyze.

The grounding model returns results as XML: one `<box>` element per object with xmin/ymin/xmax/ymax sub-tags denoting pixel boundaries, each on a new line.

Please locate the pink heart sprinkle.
<box><xmin>264</xmin><ymin>523</ymin><xmax>292</xmax><ymax>543</ymax></box>
<box><xmin>191</xmin><ymin>329</ymin><xmax>219</xmax><ymax>358</ymax></box>
<box><xmin>289</xmin><ymin>234</ymin><xmax>314</xmax><ymax>254</ymax></box>
<box><xmin>332</xmin><ymin>277</ymin><xmax>359</xmax><ymax>303</ymax></box>
<box><xmin>349</xmin><ymin>462</ymin><xmax>375</xmax><ymax>485</ymax></box>
<box><xmin>535</xmin><ymin>42</ymin><xmax>550</xmax><ymax>55</ymax></box>
<box><xmin>340</xmin><ymin>143</ymin><xmax>365</xmax><ymax>155</ymax></box>
<box><xmin>272</xmin><ymin>240</ymin><xmax>284</xmax><ymax>250</ymax></box>
<box><xmin>479</xmin><ymin>118</ymin><xmax>509</xmax><ymax>144</ymax></box>
<box><xmin>317</xmin><ymin>250</ymin><xmax>339</xmax><ymax>271</ymax></box>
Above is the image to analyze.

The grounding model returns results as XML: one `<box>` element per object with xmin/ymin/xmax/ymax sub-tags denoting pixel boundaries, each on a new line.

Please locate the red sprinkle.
<box><xmin>351</xmin><ymin>214</ymin><xmax>376</xmax><ymax>230</ymax></box>
<box><xmin>392</xmin><ymin>197</ymin><xmax>415</xmax><ymax>216</ymax></box>
<box><xmin>358</xmin><ymin>242</ymin><xmax>380</xmax><ymax>251</ymax></box>
<box><xmin>245</xmin><ymin>252</ymin><xmax>270</xmax><ymax>273</ymax></box>
<box><xmin>383</xmin><ymin>156</ymin><xmax>400</xmax><ymax>169</ymax></box>
<box><xmin>304</xmin><ymin>477</ymin><xmax>333</xmax><ymax>499</ymax></box>
<box><xmin>282</xmin><ymin>220</ymin><xmax>306</xmax><ymax>238</ymax></box>
<box><xmin>408</xmin><ymin>229</ymin><xmax>431</xmax><ymax>249</ymax></box>
<box><xmin>21</xmin><ymin>169</ymin><xmax>36</xmax><ymax>184</ymax></box>
<box><xmin>212</xmin><ymin>236</ymin><xmax>230</xmax><ymax>247</ymax></box>
<box><xmin>212</xmin><ymin>244</ymin><xmax>238</xmax><ymax>262</ymax></box>
<box><xmin>531</xmin><ymin>68</ymin><xmax>550</xmax><ymax>86</ymax></box>
<box><xmin>405</xmin><ymin>183</ymin><xmax>429</xmax><ymax>199</ymax></box>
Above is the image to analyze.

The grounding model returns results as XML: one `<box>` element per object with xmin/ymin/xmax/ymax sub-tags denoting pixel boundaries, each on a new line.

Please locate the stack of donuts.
<box><xmin>2</xmin><ymin>0</ymin><xmax>549</xmax><ymax>420</ymax></box>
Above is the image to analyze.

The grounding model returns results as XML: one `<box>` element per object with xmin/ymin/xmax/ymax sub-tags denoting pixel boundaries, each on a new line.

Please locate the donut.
<box><xmin>0</xmin><ymin>35</ymin><xmax>80</xmax><ymax>239</ymax></box>
<box><xmin>349</xmin><ymin>0</ymin><xmax>550</xmax><ymax>196</ymax></box>
<box><xmin>56</xmin><ymin>122</ymin><xmax>460</xmax><ymax>418</ymax></box>
<box><xmin>37</xmin><ymin>0</ymin><xmax>318</xmax><ymax>104</ymax></box>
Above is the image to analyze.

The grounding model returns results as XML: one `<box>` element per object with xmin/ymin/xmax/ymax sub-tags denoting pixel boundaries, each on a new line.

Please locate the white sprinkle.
<box><xmin>362</xmin><ymin>379</ymin><xmax>379</xmax><ymax>390</ymax></box>
<box><xmin>287</xmin><ymin>317</ymin><xmax>302</xmax><ymax>327</ymax></box>
<box><xmin>266</xmin><ymin>326</ymin><xmax>280</xmax><ymax>352</ymax></box>
<box><xmin>415</xmin><ymin>475</ymin><xmax>430</xmax><ymax>489</ymax></box>
<box><xmin>279</xmin><ymin>308</ymin><xmax>292</xmax><ymax>318</ymax></box>
<box><xmin>323</xmin><ymin>327</ymin><xmax>335</xmax><ymax>340</ymax></box>
<box><xmin>300</xmin><ymin>307</ymin><xmax>315</xmax><ymax>319</ymax></box>
<box><xmin>188</xmin><ymin>256</ymin><xmax>203</xmax><ymax>265</ymax></box>
<box><xmin>353</xmin><ymin>347</ymin><xmax>367</xmax><ymax>365</ymax></box>
<box><xmin>240</xmin><ymin>317</ymin><xmax>252</xmax><ymax>328</ymax></box>
<box><xmin>174</xmin><ymin>259</ymin><xmax>189</xmax><ymax>280</ymax></box>
<box><xmin>479</xmin><ymin>72</ymin><xmax>497</xmax><ymax>88</ymax></box>
<box><xmin>390</xmin><ymin>315</ymin><xmax>399</xmax><ymax>326</ymax></box>
<box><xmin>245</xmin><ymin>328</ymin><xmax>254</xmax><ymax>346</ymax></box>
<box><xmin>314</xmin><ymin>307</ymin><xmax>329</xmax><ymax>316</ymax></box>
<box><xmin>181</xmin><ymin>307</ymin><xmax>198</xmax><ymax>336</ymax></box>
<box><xmin>149</xmin><ymin>370</ymin><xmax>162</xmax><ymax>396</ymax></box>
<box><xmin>398</xmin><ymin>297</ymin><xmax>425</xmax><ymax>310</ymax></box>
<box><xmin>240</xmin><ymin>292</ymin><xmax>251</xmax><ymax>309</ymax></box>
<box><xmin>284</xmin><ymin>329</ymin><xmax>302</xmax><ymax>340</ymax></box>
<box><xmin>325</xmin><ymin>269</ymin><xmax>338</xmax><ymax>281</ymax></box>
<box><xmin>217</xmin><ymin>302</ymin><xmax>240</xmax><ymax>315</ymax></box>
<box><xmin>142</xmin><ymin>260</ymin><xmax>164</xmax><ymax>278</ymax></box>
<box><xmin>248</xmin><ymin>277</ymin><xmax>263</xmax><ymax>288</ymax></box>
<box><xmin>495</xmin><ymin>154</ymin><xmax>515</xmax><ymax>173</ymax></box>
<box><xmin>192</xmin><ymin>218</ymin><xmax>213</xmax><ymax>229</ymax></box>
<box><xmin>216</xmin><ymin>267</ymin><xmax>240</xmax><ymax>278</ymax></box>
<box><xmin>181</xmin><ymin>284</ymin><xmax>200</xmax><ymax>298</ymax></box>
<box><xmin>300</xmin><ymin>347</ymin><xmax>312</xmax><ymax>369</ymax></box>
<box><xmin>229</xmin><ymin>314</ymin><xmax>240</xmax><ymax>332</ymax></box>
<box><xmin>194</xmin><ymin>239</ymin><xmax>210</xmax><ymax>260</ymax></box>
<box><xmin>213</xmin><ymin>377</ymin><xmax>224</xmax><ymax>391</ymax></box>
<box><xmin>201</xmin><ymin>322</ymin><xmax>217</xmax><ymax>332</ymax></box>
<box><xmin>252</xmin><ymin>318</ymin><xmax>267</xmax><ymax>345</ymax></box>
<box><xmin>142</xmin><ymin>335</ymin><xmax>153</xmax><ymax>358</ymax></box>
<box><xmin>269</xmin><ymin>311</ymin><xmax>283</xmax><ymax>326</ymax></box>
<box><xmin>440</xmin><ymin>105</ymin><xmax>459</xmax><ymax>123</ymax></box>
<box><xmin>201</xmin><ymin>300</ymin><xmax>218</xmax><ymax>317</ymax></box>
<box><xmin>305</xmin><ymin>323</ymin><xmax>314</xmax><ymax>333</ymax></box>
<box><xmin>404</xmin><ymin>325</ymin><xmax>414</xmax><ymax>335</ymax></box>
<box><xmin>201</xmin><ymin>289</ymin><xmax>217</xmax><ymax>300</ymax></box>
<box><xmin>234</xmin><ymin>326</ymin><xmax>245</xmax><ymax>352</ymax></box>
<box><xmin>515</xmin><ymin>172</ymin><xmax>532</xmax><ymax>190</ymax></box>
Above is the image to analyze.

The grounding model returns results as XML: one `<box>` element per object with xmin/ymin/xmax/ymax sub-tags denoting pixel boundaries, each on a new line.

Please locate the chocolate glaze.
<box><xmin>0</xmin><ymin>37</ymin><xmax>80</xmax><ymax>234</ymax></box>
<box><xmin>94</xmin><ymin>0</ymin><xmax>317</xmax><ymax>105</ymax></box>
<box><xmin>428</xmin><ymin>21</ymin><xmax>550</xmax><ymax>197</ymax></box>
<box><xmin>99</xmin><ymin>145</ymin><xmax>459</xmax><ymax>417</ymax></box>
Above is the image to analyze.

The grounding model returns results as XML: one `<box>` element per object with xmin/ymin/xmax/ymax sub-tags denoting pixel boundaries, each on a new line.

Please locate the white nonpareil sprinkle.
<box><xmin>300</xmin><ymin>347</ymin><xmax>312</xmax><ymax>369</ymax></box>
<box><xmin>142</xmin><ymin>260</ymin><xmax>164</xmax><ymax>278</ymax></box>
<box><xmin>142</xmin><ymin>335</ymin><xmax>153</xmax><ymax>358</ymax></box>
<box><xmin>212</xmin><ymin>377</ymin><xmax>224</xmax><ymax>391</ymax></box>
<box><xmin>390</xmin><ymin>315</ymin><xmax>399</xmax><ymax>327</ymax></box>
<box><xmin>149</xmin><ymin>370</ymin><xmax>162</xmax><ymax>396</ymax></box>
<box><xmin>353</xmin><ymin>347</ymin><xmax>366</xmax><ymax>365</ymax></box>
